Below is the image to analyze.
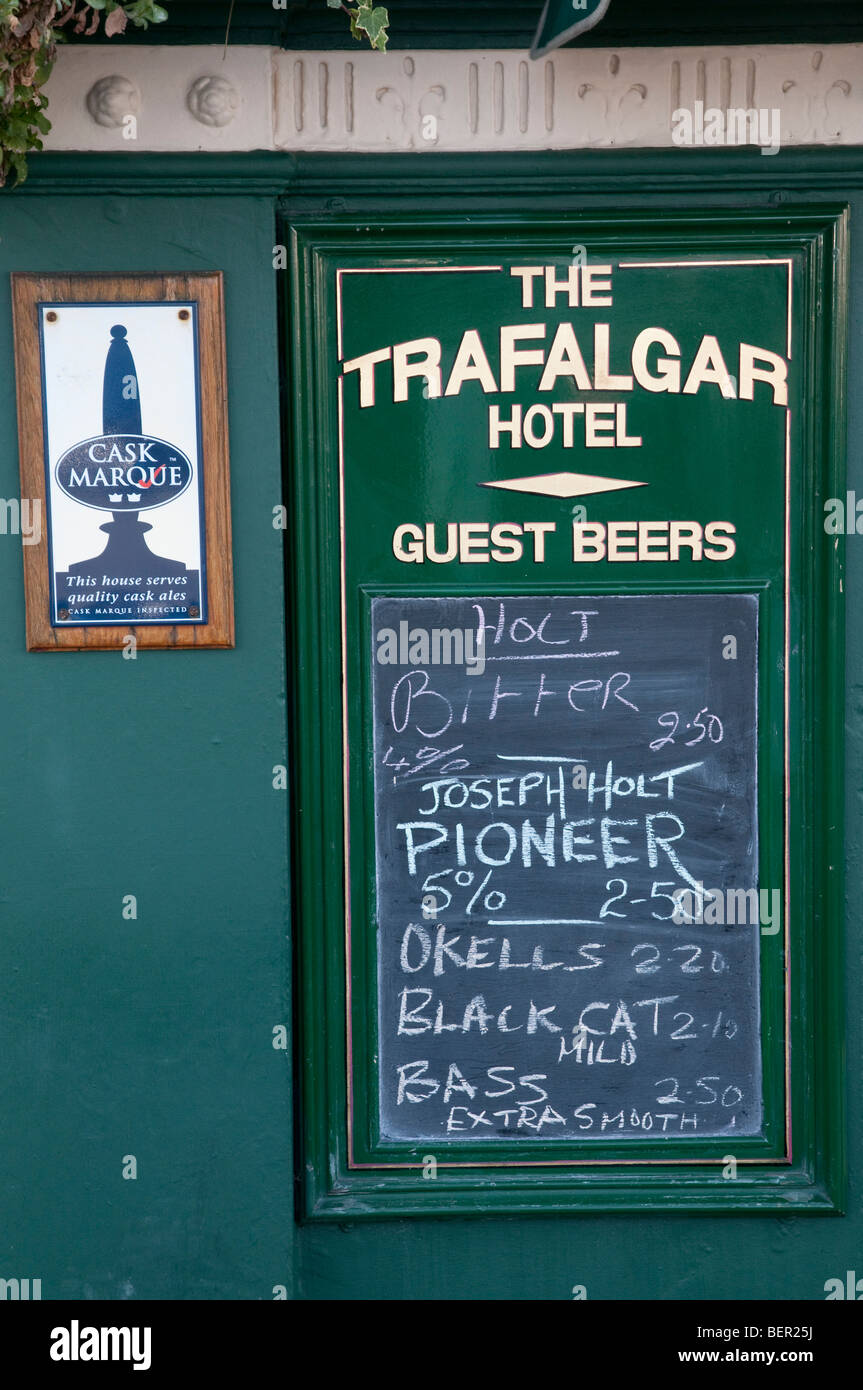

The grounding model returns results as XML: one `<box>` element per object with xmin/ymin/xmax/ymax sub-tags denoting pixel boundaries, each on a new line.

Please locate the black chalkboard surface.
<box><xmin>371</xmin><ymin>594</ymin><xmax>761</xmax><ymax>1142</ymax></box>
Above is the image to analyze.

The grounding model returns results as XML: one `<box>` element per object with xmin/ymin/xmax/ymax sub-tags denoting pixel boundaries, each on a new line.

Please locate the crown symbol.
<box><xmin>108</xmin><ymin>492</ymin><xmax>123</xmax><ymax>503</ymax></box>
<box><xmin>126</xmin><ymin>492</ymin><xmax>142</xmax><ymax>502</ymax></box>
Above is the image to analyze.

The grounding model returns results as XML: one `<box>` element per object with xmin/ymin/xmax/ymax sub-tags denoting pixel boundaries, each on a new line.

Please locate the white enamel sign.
<box><xmin>39</xmin><ymin>301</ymin><xmax>207</xmax><ymax>626</ymax></box>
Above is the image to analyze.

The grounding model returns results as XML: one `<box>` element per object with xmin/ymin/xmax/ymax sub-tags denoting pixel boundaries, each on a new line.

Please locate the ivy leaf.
<box><xmin>104</xmin><ymin>5</ymin><xmax>128</xmax><ymax>34</ymax></box>
<box><xmin>11</xmin><ymin>151</ymin><xmax>29</xmax><ymax>185</ymax></box>
<box><xmin>9</xmin><ymin>9</ymin><xmax>36</xmax><ymax>36</ymax></box>
<box><xmin>349</xmin><ymin>3</ymin><xmax>389</xmax><ymax>51</ymax></box>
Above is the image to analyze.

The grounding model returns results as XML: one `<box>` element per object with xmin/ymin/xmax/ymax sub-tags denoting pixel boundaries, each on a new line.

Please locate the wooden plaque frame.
<box><xmin>12</xmin><ymin>271</ymin><xmax>234</xmax><ymax>650</ymax></box>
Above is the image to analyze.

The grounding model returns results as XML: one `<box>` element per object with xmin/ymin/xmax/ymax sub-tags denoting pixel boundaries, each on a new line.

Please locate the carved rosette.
<box><xmin>186</xmin><ymin>75</ymin><xmax>240</xmax><ymax>128</ymax></box>
<box><xmin>85</xmin><ymin>75</ymin><xmax>141</xmax><ymax>129</ymax></box>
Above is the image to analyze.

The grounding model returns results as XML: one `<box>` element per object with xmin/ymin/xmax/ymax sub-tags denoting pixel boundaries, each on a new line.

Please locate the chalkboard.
<box><xmin>371</xmin><ymin>593</ymin><xmax>761</xmax><ymax>1142</ymax></box>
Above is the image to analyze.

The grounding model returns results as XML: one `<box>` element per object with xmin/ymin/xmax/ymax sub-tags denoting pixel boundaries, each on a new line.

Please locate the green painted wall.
<box><xmin>0</xmin><ymin>191</ymin><xmax>294</xmax><ymax>1299</ymax></box>
<box><xmin>1</xmin><ymin>151</ymin><xmax>860</xmax><ymax>1300</ymax></box>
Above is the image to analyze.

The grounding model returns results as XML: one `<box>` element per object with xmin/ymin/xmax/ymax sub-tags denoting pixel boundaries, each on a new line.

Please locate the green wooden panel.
<box><xmin>87</xmin><ymin>0</ymin><xmax>863</xmax><ymax>49</ymax></box>
<box><xmin>0</xmin><ymin>146</ymin><xmax>859</xmax><ymax>1301</ymax></box>
<box><xmin>288</xmin><ymin>207</ymin><xmax>847</xmax><ymax>1218</ymax></box>
<box><xmin>0</xmin><ymin>192</ymin><xmax>293</xmax><ymax>1299</ymax></box>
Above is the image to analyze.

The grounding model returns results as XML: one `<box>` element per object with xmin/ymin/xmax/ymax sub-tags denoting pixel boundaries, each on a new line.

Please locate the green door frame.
<box><xmin>279</xmin><ymin>171</ymin><xmax>847</xmax><ymax>1220</ymax></box>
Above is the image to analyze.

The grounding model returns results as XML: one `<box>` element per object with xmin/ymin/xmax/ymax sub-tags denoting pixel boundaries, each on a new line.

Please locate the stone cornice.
<box><xmin>43</xmin><ymin>45</ymin><xmax>863</xmax><ymax>154</ymax></box>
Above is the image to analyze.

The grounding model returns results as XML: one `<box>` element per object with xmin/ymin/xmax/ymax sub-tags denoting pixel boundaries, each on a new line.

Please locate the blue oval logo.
<box><xmin>55</xmin><ymin>434</ymin><xmax>194</xmax><ymax>512</ymax></box>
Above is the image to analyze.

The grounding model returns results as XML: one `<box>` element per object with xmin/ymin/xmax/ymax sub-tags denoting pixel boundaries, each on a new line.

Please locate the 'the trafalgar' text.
<box><xmin>342</xmin><ymin>263</ymin><xmax>789</xmax><ymax>452</ymax></box>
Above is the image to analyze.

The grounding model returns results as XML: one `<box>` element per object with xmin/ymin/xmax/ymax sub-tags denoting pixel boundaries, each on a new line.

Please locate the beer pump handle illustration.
<box><xmin>102</xmin><ymin>326</ymin><xmax>143</xmax><ymax>536</ymax></box>
<box><xmin>53</xmin><ymin>323</ymin><xmax>201</xmax><ymax>621</ymax></box>
<box><xmin>103</xmin><ymin>324</ymin><xmax>142</xmax><ymax>436</ymax></box>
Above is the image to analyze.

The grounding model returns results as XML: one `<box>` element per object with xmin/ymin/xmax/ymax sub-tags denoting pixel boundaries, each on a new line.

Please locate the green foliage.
<box><xmin>329</xmin><ymin>1</ymin><xmax>390</xmax><ymax>52</ymax></box>
<box><xmin>347</xmin><ymin>3</ymin><xmax>389</xmax><ymax>51</ymax></box>
<box><xmin>0</xmin><ymin>0</ymin><xmax>167</xmax><ymax>187</ymax></box>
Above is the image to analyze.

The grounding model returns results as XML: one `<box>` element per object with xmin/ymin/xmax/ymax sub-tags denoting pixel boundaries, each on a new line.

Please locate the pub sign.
<box><xmin>12</xmin><ymin>273</ymin><xmax>234</xmax><ymax>650</ymax></box>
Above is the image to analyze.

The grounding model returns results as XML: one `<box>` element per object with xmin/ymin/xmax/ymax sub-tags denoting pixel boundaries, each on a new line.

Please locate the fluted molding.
<box><xmin>43</xmin><ymin>44</ymin><xmax>863</xmax><ymax>153</ymax></box>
